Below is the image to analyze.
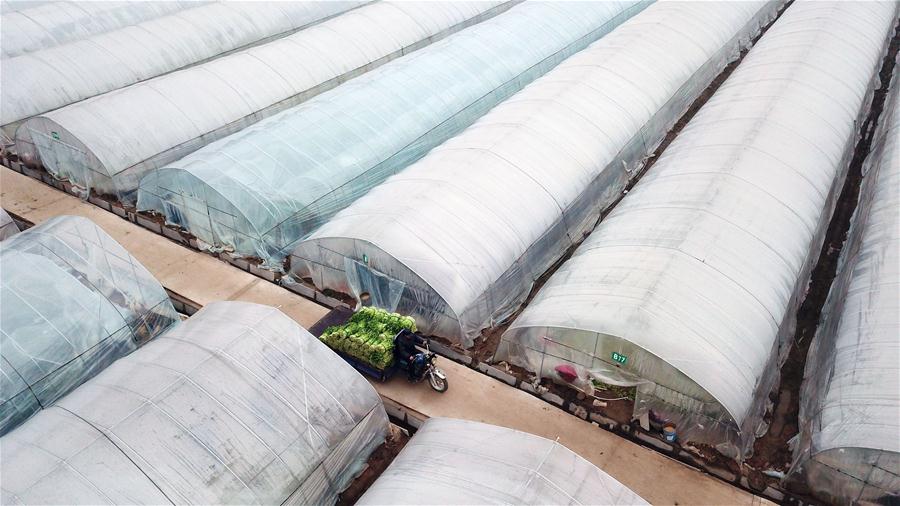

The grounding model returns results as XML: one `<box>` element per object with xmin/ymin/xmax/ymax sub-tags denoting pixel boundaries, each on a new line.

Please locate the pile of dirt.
<box><xmin>336</xmin><ymin>425</ymin><xmax>410</xmax><ymax>506</ymax></box>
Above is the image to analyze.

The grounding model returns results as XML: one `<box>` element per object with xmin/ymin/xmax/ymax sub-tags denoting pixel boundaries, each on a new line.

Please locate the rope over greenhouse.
<box><xmin>789</xmin><ymin>60</ymin><xmax>900</xmax><ymax>504</ymax></box>
<box><xmin>136</xmin><ymin>0</ymin><xmax>650</xmax><ymax>266</ymax></box>
<box><xmin>0</xmin><ymin>215</ymin><xmax>178</xmax><ymax>436</ymax></box>
<box><xmin>359</xmin><ymin>418</ymin><xmax>647</xmax><ymax>505</ymax></box>
<box><xmin>498</xmin><ymin>2</ymin><xmax>899</xmax><ymax>458</ymax></box>
<box><xmin>1</xmin><ymin>1</ymin><xmax>361</xmax><ymax>137</ymax></box>
<box><xmin>14</xmin><ymin>1</ymin><xmax>511</xmax><ymax>201</ymax></box>
<box><xmin>0</xmin><ymin>301</ymin><xmax>389</xmax><ymax>505</ymax></box>
<box><xmin>292</xmin><ymin>1</ymin><xmax>781</xmax><ymax>347</ymax></box>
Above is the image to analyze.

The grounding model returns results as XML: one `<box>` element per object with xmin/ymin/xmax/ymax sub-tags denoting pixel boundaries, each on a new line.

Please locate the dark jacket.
<box><xmin>395</xmin><ymin>329</ymin><xmax>426</xmax><ymax>361</ymax></box>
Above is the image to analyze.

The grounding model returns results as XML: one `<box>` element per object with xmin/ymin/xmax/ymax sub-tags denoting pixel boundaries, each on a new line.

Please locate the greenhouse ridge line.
<box><xmin>749</xmin><ymin>17</ymin><xmax>900</xmax><ymax>473</ymax></box>
<box><xmin>475</xmin><ymin>0</ymin><xmax>795</xmax><ymax>366</ymax></box>
<box><xmin>0</xmin><ymin>166</ymin><xmax>771</xmax><ymax>505</ymax></box>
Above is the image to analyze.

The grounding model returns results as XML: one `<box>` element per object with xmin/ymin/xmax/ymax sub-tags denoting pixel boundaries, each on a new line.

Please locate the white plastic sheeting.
<box><xmin>0</xmin><ymin>209</ymin><xmax>18</xmax><ymax>240</ymax></box>
<box><xmin>0</xmin><ymin>1</ymin><xmax>49</xmax><ymax>14</ymax></box>
<box><xmin>136</xmin><ymin>1</ymin><xmax>649</xmax><ymax>265</ymax></box>
<box><xmin>0</xmin><ymin>301</ymin><xmax>389</xmax><ymax>505</ymax></box>
<box><xmin>499</xmin><ymin>2</ymin><xmax>898</xmax><ymax>458</ymax></box>
<box><xmin>292</xmin><ymin>1</ymin><xmax>780</xmax><ymax>347</ymax></box>
<box><xmin>1</xmin><ymin>1</ymin><xmax>198</xmax><ymax>58</ymax></box>
<box><xmin>0</xmin><ymin>2</ymin><xmax>361</xmax><ymax>135</ymax></box>
<box><xmin>789</xmin><ymin>69</ymin><xmax>900</xmax><ymax>504</ymax></box>
<box><xmin>358</xmin><ymin>418</ymin><xmax>647</xmax><ymax>505</ymax></box>
<box><xmin>0</xmin><ymin>215</ymin><xmax>178</xmax><ymax>436</ymax></box>
<box><xmin>15</xmin><ymin>2</ymin><xmax>512</xmax><ymax>202</ymax></box>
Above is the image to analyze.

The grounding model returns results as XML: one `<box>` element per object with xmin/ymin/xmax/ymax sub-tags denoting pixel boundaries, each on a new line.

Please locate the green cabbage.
<box><xmin>319</xmin><ymin>307</ymin><xmax>417</xmax><ymax>370</ymax></box>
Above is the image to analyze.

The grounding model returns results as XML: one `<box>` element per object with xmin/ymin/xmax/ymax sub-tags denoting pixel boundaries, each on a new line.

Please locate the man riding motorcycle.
<box><xmin>395</xmin><ymin>329</ymin><xmax>427</xmax><ymax>381</ymax></box>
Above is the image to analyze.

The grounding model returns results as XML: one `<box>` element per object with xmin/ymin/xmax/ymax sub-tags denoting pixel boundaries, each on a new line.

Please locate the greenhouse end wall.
<box><xmin>788</xmin><ymin>63</ymin><xmax>900</xmax><ymax>504</ymax></box>
<box><xmin>14</xmin><ymin>1</ymin><xmax>513</xmax><ymax>202</ymax></box>
<box><xmin>0</xmin><ymin>301</ymin><xmax>389</xmax><ymax>505</ymax></box>
<box><xmin>498</xmin><ymin>2</ymin><xmax>899</xmax><ymax>458</ymax></box>
<box><xmin>136</xmin><ymin>1</ymin><xmax>650</xmax><ymax>266</ymax></box>
<box><xmin>359</xmin><ymin>417</ymin><xmax>647</xmax><ymax>505</ymax></box>
<box><xmin>0</xmin><ymin>2</ymin><xmax>362</xmax><ymax>136</ymax></box>
<box><xmin>0</xmin><ymin>215</ymin><xmax>177</xmax><ymax>436</ymax></box>
<box><xmin>292</xmin><ymin>1</ymin><xmax>782</xmax><ymax>348</ymax></box>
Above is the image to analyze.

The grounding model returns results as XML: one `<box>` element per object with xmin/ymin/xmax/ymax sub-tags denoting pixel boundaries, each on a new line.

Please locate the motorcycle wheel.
<box><xmin>428</xmin><ymin>370</ymin><xmax>448</xmax><ymax>393</ymax></box>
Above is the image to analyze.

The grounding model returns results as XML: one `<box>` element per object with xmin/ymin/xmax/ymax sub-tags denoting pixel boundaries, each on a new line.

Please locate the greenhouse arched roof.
<box><xmin>498</xmin><ymin>2</ymin><xmax>898</xmax><ymax>457</ymax></box>
<box><xmin>0</xmin><ymin>301</ymin><xmax>389</xmax><ymax>505</ymax></box>
<box><xmin>291</xmin><ymin>1</ymin><xmax>779</xmax><ymax>347</ymax></box>
<box><xmin>0</xmin><ymin>1</ymin><xmax>361</xmax><ymax>134</ymax></box>
<box><xmin>0</xmin><ymin>215</ymin><xmax>178</xmax><ymax>436</ymax></box>
<box><xmin>790</xmin><ymin>71</ymin><xmax>900</xmax><ymax>504</ymax></box>
<box><xmin>0</xmin><ymin>209</ymin><xmax>18</xmax><ymax>240</ymax></box>
<box><xmin>0</xmin><ymin>1</ymin><xmax>197</xmax><ymax>59</ymax></box>
<box><xmin>358</xmin><ymin>417</ymin><xmax>647</xmax><ymax>505</ymax></box>
<box><xmin>15</xmin><ymin>1</ymin><xmax>510</xmax><ymax>201</ymax></box>
<box><xmin>136</xmin><ymin>0</ymin><xmax>649</xmax><ymax>265</ymax></box>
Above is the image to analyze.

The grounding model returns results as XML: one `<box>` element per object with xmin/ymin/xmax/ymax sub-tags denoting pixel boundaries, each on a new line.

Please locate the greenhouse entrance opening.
<box><xmin>30</xmin><ymin>129</ymin><xmax>93</xmax><ymax>194</ymax></box>
<box><xmin>344</xmin><ymin>258</ymin><xmax>404</xmax><ymax>312</ymax></box>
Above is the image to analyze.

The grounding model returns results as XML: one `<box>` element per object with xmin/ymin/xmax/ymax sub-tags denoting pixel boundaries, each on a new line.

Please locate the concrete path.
<box><xmin>0</xmin><ymin>168</ymin><xmax>328</xmax><ymax>327</ymax></box>
<box><xmin>1</xmin><ymin>167</ymin><xmax>770</xmax><ymax>505</ymax></box>
<box><xmin>375</xmin><ymin>358</ymin><xmax>769</xmax><ymax>506</ymax></box>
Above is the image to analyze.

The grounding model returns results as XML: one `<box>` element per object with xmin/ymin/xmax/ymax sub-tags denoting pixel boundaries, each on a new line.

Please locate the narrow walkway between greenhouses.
<box><xmin>0</xmin><ymin>166</ymin><xmax>771</xmax><ymax>506</ymax></box>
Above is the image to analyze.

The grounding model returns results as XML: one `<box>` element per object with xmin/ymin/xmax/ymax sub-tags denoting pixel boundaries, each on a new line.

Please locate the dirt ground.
<box><xmin>337</xmin><ymin>425</ymin><xmax>410</xmax><ymax>506</ymax></box>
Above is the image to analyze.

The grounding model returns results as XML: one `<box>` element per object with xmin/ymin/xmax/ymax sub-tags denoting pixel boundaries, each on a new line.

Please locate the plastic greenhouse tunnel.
<box><xmin>788</xmin><ymin>65</ymin><xmax>900</xmax><ymax>504</ymax></box>
<box><xmin>0</xmin><ymin>209</ymin><xmax>19</xmax><ymax>240</ymax></box>
<box><xmin>291</xmin><ymin>1</ymin><xmax>781</xmax><ymax>346</ymax></box>
<box><xmin>1</xmin><ymin>1</ymin><xmax>197</xmax><ymax>59</ymax></box>
<box><xmin>1</xmin><ymin>1</ymin><xmax>362</xmax><ymax>137</ymax></box>
<box><xmin>14</xmin><ymin>2</ymin><xmax>513</xmax><ymax>201</ymax></box>
<box><xmin>0</xmin><ymin>301</ymin><xmax>389</xmax><ymax>505</ymax></box>
<box><xmin>496</xmin><ymin>2</ymin><xmax>898</xmax><ymax>459</ymax></box>
<box><xmin>0</xmin><ymin>215</ymin><xmax>178</xmax><ymax>436</ymax></box>
<box><xmin>358</xmin><ymin>418</ymin><xmax>647</xmax><ymax>505</ymax></box>
<box><xmin>136</xmin><ymin>0</ymin><xmax>650</xmax><ymax>266</ymax></box>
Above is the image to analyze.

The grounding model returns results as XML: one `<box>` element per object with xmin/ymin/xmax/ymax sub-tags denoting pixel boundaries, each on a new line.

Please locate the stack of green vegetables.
<box><xmin>320</xmin><ymin>307</ymin><xmax>417</xmax><ymax>370</ymax></box>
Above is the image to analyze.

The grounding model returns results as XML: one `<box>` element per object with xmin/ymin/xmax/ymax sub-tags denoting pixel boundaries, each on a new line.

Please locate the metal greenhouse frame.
<box><xmin>359</xmin><ymin>418</ymin><xmax>647</xmax><ymax>505</ymax></box>
<box><xmin>0</xmin><ymin>215</ymin><xmax>178</xmax><ymax>436</ymax></box>
<box><xmin>0</xmin><ymin>301</ymin><xmax>389</xmax><ymax>505</ymax></box>
<box><xmin>291</xmin><ymin>1</ymin><xmax>781</xmax><ymax>347</ymax></box>
<box><xmin>498</xmin><ymin>2</ymin><xmax>898</xmax><ymax>458</ymax></box>
<box><xmin>135</xmin><ymin>0</ymin><xmax>649</xmax><ymax>266</ymax></box>
<box><xmin>14</xmin><ymin>1</ymin><xmax>512</xmax><ymax>201</ymax></box>
<box><xmin>1</xmin><ymin>1</ymin><xmax>361</xmax><ymax>136</ymax></box>
<box><xmin>790</xmin><ymin>67</ymin><xmax>900</xmax><ymax>504</ymax></box>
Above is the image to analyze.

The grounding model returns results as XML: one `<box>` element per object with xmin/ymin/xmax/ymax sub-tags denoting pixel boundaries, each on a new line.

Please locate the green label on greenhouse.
<box><xmin>611</xmin><ymin>352</ymin><xmax>627</xmax><ymax>365</ymax></box>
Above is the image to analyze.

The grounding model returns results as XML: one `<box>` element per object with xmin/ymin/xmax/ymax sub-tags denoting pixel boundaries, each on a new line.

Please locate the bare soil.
<box><xmin>693</xmin><ymin>443</ymin><xmax>743</xmax><ymax>475</ymax></box>
<box><xmin>336</xmin><ymin>425</ymin><xmax>410</xmax><ymax>506</ymax></box>
<box><xmin>748</xmin><ymin>20</ymin><xmax>900</xmax><ymax>475</ymax></box>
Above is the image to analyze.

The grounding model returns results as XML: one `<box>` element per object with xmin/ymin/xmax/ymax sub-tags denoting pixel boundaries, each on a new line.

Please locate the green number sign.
<box><xmin>51</xmin><ymin>131</ymin><xmax>60</xmax><ymax>140</ymax></box>
<box><xmin>362</xmin><ymin>253</ymin><xmax>369</xmax><ymax>264</ymax></box>
<box><xmin>611</xmin><ymin>352</ymin><xmax>627</xmax><ymax>365</ymax></box>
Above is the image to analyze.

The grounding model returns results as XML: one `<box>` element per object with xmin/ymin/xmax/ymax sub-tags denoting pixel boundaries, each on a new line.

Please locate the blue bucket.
<box><xmin>663</xmin><ymin>425</ymin><xmax>677</xmax><ymax>443</ymax></box>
